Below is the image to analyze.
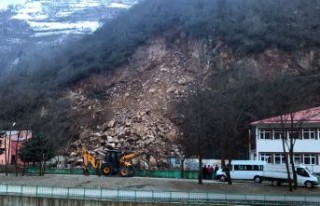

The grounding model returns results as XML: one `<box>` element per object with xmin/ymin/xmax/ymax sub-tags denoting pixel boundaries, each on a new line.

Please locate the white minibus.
<box><xmin>216</xmin><ymin>160</ymin><xmax>267</xmax><ymax>182</ymax></box>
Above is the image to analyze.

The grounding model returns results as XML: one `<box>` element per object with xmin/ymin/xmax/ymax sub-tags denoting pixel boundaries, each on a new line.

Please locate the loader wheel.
<box><xmin>120</xmin><ymin>167</ymin><xmax>130</xmax><ymax>177</ymax></box>
<box><xmin>101</xmin><ymin>165</ymin><xmax>112</xmax><ymax>176</ymax></box>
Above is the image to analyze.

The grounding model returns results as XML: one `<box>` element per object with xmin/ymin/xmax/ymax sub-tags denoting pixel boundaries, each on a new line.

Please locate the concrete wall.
<box><xmin>0</xmin><ymin>195</ymin><xmax>179</xmax><ymax>206</ymax></box>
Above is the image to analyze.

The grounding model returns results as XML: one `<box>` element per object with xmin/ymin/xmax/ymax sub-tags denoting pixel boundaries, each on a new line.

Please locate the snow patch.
<box><xmin>11</xmin><ymin>1</ymin><xmax>47</xmax><ymax>20</ymax></box>
<box><xmin>109</xmin><ymin>3</ymin><xmax>130</xmax><ymax>9</ymax></box>
<box><xmin>0</xmin><ymin>0</ymin><xmax>26</xmax><ymax>11</ymax></box>
<box><xmin>6</xmin><ymin>0</ymin><xmax>137</xmax><ymax>38</ymax></box>
<box><xmin>27</xmin><ymin>21</ymin><xmax>101</xmax><ymax>32</ymax></box>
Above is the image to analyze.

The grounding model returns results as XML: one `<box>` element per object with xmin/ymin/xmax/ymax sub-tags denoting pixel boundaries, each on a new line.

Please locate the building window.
<box><xmin>303</xmin><ymin>129</ymin><xmax>316</xmax><ymax>140</ymax></box>
<box><xmin>303</xmin><ymin>154</ymin><xmax>316</xmax><ymax>165</ymax></box>
<box><xmin>274</xmin><ymin>153</ymin><xmax>285</xmax><ymax>164</ymax></box>
<box><xmin>273</xmin><ymin>130</ymin><xmax>283</xmax><ymax>139</ymax></box>
<box><xmin>294</xmin><ymin>154</ymin><xmax>302</xmax><ymax>164</ymax></box>
<box><xmin>260</xmin><ymin>153</ymin><xmax>271</xmax><ymax>163</ymax></box>
<box><xmin>260</xmin><ymin>129</ymin><xmax>271</xmax><ymax>139</ymax></box>
<box><xmin>288</xmin><ymin>130</ymin><xmax>300</xmax><ymax>139</ymax></box>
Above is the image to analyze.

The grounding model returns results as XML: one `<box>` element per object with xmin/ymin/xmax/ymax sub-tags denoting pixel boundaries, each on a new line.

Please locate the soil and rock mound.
<box><xmin>59</xmin><ymin>36</ymin><xmax>320</xmax><ymax>170</ymax></box>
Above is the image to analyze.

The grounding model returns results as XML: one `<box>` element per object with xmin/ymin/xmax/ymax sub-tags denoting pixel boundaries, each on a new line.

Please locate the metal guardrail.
<box><xmin>0</xmin><ymin>184</ymin><xmax>319</xmax><ymax>205</ymax></box>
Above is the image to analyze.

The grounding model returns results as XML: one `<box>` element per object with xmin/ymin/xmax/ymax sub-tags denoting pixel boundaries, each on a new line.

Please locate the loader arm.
<box><xmin>82</xmin><ymin>148</ymin><xmax>103</xmax><ymax>175</ymax></box>
<box><xmin>120</xmin><ymin>153</ymin><xmax>138</xmax><ymax>167</ymax></box>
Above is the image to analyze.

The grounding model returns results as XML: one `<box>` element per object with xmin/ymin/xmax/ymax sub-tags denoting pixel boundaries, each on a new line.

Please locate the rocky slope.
<box><xmin>61</xmin><ymin>34</ymin><xmax>320</xmax><ymax>169</ymax></box>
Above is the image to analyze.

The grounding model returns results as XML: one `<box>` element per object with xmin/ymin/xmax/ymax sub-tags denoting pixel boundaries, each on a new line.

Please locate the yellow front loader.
<box><xmin>82</xmin><ymin>147</ymin><xmax>138</xmax><ymax>177</ymax></box>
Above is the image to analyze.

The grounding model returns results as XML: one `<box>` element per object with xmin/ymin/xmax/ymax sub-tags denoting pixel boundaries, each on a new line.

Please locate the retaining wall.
<box><xmin>0</xmin><ymin>195</ymin><xmax>180</xmax><ymax>206</ymax></box>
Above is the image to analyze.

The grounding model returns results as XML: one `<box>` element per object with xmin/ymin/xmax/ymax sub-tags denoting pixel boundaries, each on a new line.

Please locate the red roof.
<box><xmin>251</xmin><ymin>106</ymin><xmax>320</xmax><ymax>125</ymax></box>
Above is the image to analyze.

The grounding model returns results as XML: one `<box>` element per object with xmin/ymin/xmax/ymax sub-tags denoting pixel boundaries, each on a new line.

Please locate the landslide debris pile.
<box><xmin>58</xmin><ymin>35</ymin><xmax>318</xmax><ymax>170</ymax></box>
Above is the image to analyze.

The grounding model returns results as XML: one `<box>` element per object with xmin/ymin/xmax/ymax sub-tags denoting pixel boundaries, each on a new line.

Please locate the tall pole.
<box><xmin>4</xmin><ymin>133</ymin><xmax>8</xmax><ymax>176</ymax></box>
<box><xmin>7</xmin><ymin>122</ymin><xmax>16</xmax><ymax>175</ymax></box>
<box><xmin>7</xmin><ymin>129</ymin><xmax>12</xmax><ymax>175</ymax></box>
<box><xmin>248</xmin><ymin>129</ymin><xmax>251</xmax><ymax>160</ymax></box>
<box><xmin>15</xmin><ymin>131</ymin><xmax>21</xmax><ymax>176</ymax></box>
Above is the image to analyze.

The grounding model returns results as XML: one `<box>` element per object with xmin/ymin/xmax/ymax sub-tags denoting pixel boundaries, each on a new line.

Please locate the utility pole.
<box><xmin>4</xmin><ymin>133</ymin><xmax>8</xmax><ymax>176</ymax></box>
<box><xmin>248</xmin><ymin>129</ymin><xmax>251</xmax><ymax>160</ymax></box>
<box><xmin>6</xmin><ymin>122</ymin><xmax>16</xmax><ymax>176</ymax></box>
<box><xmin>15</xmin><ymin>131</ymin><xmax>21</xmax><ymax>176</ymax></box>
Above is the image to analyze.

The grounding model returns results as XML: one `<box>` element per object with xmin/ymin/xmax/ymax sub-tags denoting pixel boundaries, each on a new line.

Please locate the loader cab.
<box><xmin>104</xmin><ymin>150</ymin><xmax>122</xmax><ymax>172</ymax></box>
<box><xmin>100</xmin><ymin>149</ymin><xmax>136</xmax><ymax>177</ymax></box>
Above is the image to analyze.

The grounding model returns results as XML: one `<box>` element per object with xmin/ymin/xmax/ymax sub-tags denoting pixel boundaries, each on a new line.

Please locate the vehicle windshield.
<box><xmin>304</xmin><ymin>167</ymin><xmax>316</xmax><ymax>176</ymax></box>
<box><xmin>305</xmin><ymin>167</ymin><xmax>311</xmax><ymax>173</ymax></box>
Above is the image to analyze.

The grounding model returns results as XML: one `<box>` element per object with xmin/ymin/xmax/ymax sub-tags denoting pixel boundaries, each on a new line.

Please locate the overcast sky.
<box><xmin>0</xmin><ymin>0</ymin><xmax>26</xmax><ymax>10</ymax></box>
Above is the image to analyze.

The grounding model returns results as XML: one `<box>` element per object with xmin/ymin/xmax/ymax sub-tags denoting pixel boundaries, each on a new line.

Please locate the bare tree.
<box><xmin>178</xmin><ymin>65</ymin><xmax>259</xmax><ymax>184</ymax></box>
<box><xmin>208</xmin><ymin>70</ymin><xmax>258</xmax><ymax>184</ymax></box>
<box><xmin>179</xmin><ymin>89</ymin><xmax>211</xmax><ymax>184</ymax></box>
<box><xmin>276</xmin><ymin>107</ymin><xmax>315</xmax><ymax>190</ymax></box>
<box><xmin>265</xmin><ymin>75</ymin><xmax>317</xmax><ymax>191</ymax></box>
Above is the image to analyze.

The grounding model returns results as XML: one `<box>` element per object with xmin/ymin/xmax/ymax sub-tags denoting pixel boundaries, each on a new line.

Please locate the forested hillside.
<box><xmin>0</xmin><ymin>0</ymin><xmax>320</xmax><ymax>168</ymax></box>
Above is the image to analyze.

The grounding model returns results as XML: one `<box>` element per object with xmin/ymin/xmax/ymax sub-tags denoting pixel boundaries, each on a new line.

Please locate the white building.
<box><xmin>249</xmin><ymin>106</ymin><xmax>320</xmax><ymax>172</ymax></box>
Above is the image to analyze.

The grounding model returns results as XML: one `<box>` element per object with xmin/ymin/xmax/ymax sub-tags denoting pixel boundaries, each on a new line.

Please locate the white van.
<box><xmin>216</xmin><ymin>160</ymin><xmax>267</xmax><ymax>182</ymax></box>
<box><xmin>258</xmin><ymin>164</ymin><xmax>319</xmax><ymax>188</ymax></box>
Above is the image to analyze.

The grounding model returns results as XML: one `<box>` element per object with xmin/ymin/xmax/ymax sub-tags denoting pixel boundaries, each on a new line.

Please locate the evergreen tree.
<box><xmin>19</xmin><ymin>134</ymin><xmax>56</xmax><ymax>175</ymax></box>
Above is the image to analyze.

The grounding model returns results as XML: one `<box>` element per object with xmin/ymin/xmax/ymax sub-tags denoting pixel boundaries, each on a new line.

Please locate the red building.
<box><xmin>0</xmin><ymin>130</ymin><xmax>32</xmax><ymax>166</ymax></box>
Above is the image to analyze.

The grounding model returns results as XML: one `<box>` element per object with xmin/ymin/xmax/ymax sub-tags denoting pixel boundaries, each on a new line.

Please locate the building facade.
<box><xmin>249</xmin><ymin>107</ymin><xmax>320</xmax><ymax>172</ymax></box>
<box><xmin>0</xmin><ymin>130</ymin><xmax>32</xmax><ymax>166</ymax></box>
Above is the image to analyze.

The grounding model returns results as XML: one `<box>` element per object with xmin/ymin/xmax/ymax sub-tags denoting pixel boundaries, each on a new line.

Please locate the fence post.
<box><xmin>100</xmin><ymin>188</ymin><xmax>102</xmax><ymax>200</ymax></box>
<box><xmin>67</xmin><ymin>187</ymin><xmax>69</xmax><ymax>199</ymax></box>
<box><xmin>244</xmin><ymin>194</ymin><xmax>247</xmax><ymax>205</ymax></box>
<box><xmin>117</xmin><ymin>189</ymin><xmax>119</xmax><ymax>201</ymax></box>
<box><xmin>206</xmin><ymin>192</ymin><xmax>208</xmax><ymax>205</ymax></box>
<box><xmin>225</xmin><ymin>193</ymin><xmax>227</xmax><ymax>204</ymax></box>
<box><xmin>135</xmin><ymin>190</ymin><xmax>137</xmax><ymax>202</ymax></box>
<box><xmin>305</xmin><ymin>195</ymin><xmax>307</xmax><ymax>205</ymax></box>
